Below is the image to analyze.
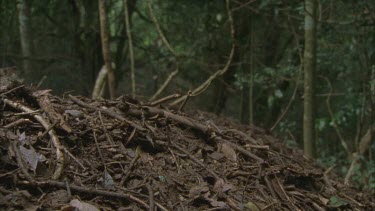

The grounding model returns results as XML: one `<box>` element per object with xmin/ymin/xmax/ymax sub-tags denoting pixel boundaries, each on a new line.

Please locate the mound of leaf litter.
<box><xmin>0</xmin><ymin>84</ymin><xmax>374</xmax><ymax>211</ymax></box>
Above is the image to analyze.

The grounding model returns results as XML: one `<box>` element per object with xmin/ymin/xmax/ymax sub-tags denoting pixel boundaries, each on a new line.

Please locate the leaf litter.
<box><xmin>0</xmin><ymin>85</ymin><xmax>374</xmax><ymax>210</ymax></box>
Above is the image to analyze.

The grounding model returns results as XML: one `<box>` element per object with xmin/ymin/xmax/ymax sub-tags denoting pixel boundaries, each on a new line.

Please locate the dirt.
<box><xmin>0</xmin><ymin>84</ymin><xmax>374</xmax><ymax>210</ymax></box>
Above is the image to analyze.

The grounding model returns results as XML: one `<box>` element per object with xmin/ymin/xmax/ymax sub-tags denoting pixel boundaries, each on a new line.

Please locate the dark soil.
<box><xmin>0</xmin><ymin>84</ymin><xmax>374</xmax><ymax>210</ymax></box>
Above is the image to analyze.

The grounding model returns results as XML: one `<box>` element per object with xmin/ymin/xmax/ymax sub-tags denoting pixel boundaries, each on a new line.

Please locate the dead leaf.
<box><xmin>189</xmin><ymin>182</ymin><xmax>209</xmax><ymax>197</ymax></box>
<box><xmin>62</xmin><ymin>199</ymin><xmax>100</xmax><ymax>211</ymax></box>
<box><xmin>220</xmin><ymin>143</ymin><xmax>237</xmax><ymax>162</ymax></box>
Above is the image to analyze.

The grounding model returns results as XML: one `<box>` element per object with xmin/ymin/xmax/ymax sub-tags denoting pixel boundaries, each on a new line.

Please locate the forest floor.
<box><xmin>0</xmin><ymin>83</ymin><xmax>374</xmax><ymax>210</ymax></box>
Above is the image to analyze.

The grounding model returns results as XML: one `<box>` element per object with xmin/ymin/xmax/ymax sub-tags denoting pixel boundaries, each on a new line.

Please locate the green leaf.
<box><xmin>329</xmin><ymin>196</ymin><xmax>349</xmax><ymax>208</ymax></box>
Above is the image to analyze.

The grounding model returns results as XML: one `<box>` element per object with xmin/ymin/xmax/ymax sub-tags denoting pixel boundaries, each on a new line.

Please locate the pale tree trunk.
<box><xmin>98</xmin><ymin>0</ymin><xmax>116</xmax><ymax>99</ymax></box>
<box><xmin>17</xmin><ymin>0</ymin><xmax>32</xmax><ymax>77</ymax></box>
<box><xmin>303</xmin><ymin>0</ymin><xmax>317</xmax><ymax>158</ymax></box>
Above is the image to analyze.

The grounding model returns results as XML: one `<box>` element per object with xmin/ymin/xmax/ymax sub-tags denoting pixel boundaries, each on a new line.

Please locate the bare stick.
<box><xmin>170</xmin><ymin>0</ymin><xmax>235</xmax><ymax>106</ymax></box>
<box><xmin>149</xmin><ymin>93</ymin><xmax>181</xmax><ymax>106</ymax></box>
<box><xmin>150</xmin><ymin>68</ymin><xmax>179</xmax><ymax>101</ymax></box>
<box><xmin>321</xmin><ymin>76</ymin><xmax>350</xmax><ymax>155</ymax></box>
<box><xmin>93</xmin><ymin>130</ymin><xmax>107</xmax><ymax>169</ymax></box>
<box><xmin>69</xmin><ymin>95</ymin><xmax>145</xmax><ymax>131</ymax></box>
<box><xmin>99</xmin><ymin>111</ymin><xmax>114</xmax><ymax>145</ymax></box>
<box><xmin>0</xmin><ymin>85</ymin><xmax>24</xmax><ymax>96</ymax></box>
<box><xmin>147</xmin><ymin>1</ymin><xmax>177</xmax><ymax>56</ymax></box>
<box><xmin>148</xmin><ymin>1</ymin><xmax>180</xmax><ymax>101</ymax></box>
<box><xmin>20</xmin><ymin>180</ymin><xmax>151</xmax><ymax>210</ymax></box>
<box><xmin>4</xmin><ymin>98</ymin><xmax>64</xmax><ymax>179</ymax></box>
<box><xmin>3</xmin><ymin>118</ymin><xmax>32</xmax><ymax>128</ymax></box>
<box><xmin>177</xmin><ymin>90</ymin><xmax>191</xmax><ymax>112</ymax></box>
<box><xmin>62</xmin><ymin>147</ymin><xmax>86</xmax><ymax>170</ymax></box>
<box><xmin>146</xmin><ymin>183</ymin><xmax>154</xmax><ymax>211</ymax></box>
<box><xmin>37</xmin><ymin>120</ymin><xmax>59</xmax><ymax>140</ymax></box>
<box><xmin>270</xmin><ymin>76</ymin><xmax>300</xmax><ymax>131</ymax></box>
<box><xmin>270</xmin><ymin>17</ymin><xmax>303</xmax><ymax>132</ymax></box>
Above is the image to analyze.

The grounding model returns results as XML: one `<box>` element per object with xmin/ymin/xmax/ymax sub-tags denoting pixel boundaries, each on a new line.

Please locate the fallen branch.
<box><xmin>4</xmin><ymin>98</ymin><xmax>64</xmax><ymax>180</ymax></box>
<box><xmin>33</xmin><ymin>91</ymin><xmax>73</xmax><ymax>133</ymax></box>
<box><xmin>3</xmin><ymin>118</ymin><xmax>32</xmax><ymax>128</ymax></box>
<box><xmin>69</xmin><ymin>95</ymin><xmax>146</xmax><ymax>131</ymax></box>
<box><xmin>149</xmin><ymin>93</ymin><xmax>181</xmax><ymax>106</ymax></box>
<box><xmin>19</xmin><ymin>180</ymin><xmax>152</xmax><ymax>210</ymax></box>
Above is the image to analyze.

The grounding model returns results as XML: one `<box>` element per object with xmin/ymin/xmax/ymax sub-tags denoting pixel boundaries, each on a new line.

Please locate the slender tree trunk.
<box><xmin>241</xmin><ymin>15</ymin><xmax>254</xmax><ymax>124</ymax></box>
<box><xmin>124</xmin><ymin>0</ymin><xmax>136</xmax><ymax>98</ymax></box>
<box><xmin>98</xmin><ymin>0</ymin><xmax>116</xmax><ymax>99</ymax></box>
<box><xmin>17</xmin><ymin>0</ymin><xmax>32</xmax><ymax>77</ymax></box>
<box><xmin>303</xmin><ymin>0</ymin><xmax>317</xmax><ymax>158</ymax></box>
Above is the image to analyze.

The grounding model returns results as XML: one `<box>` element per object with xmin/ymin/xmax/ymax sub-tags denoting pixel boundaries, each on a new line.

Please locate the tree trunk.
<box><xmin>98</xmin><ymin>0</ymin><xmax>116</xmax><ymax>99</ymax></box>
<box><xmin>124</xmin><ymin>0</ymin><xmax>136</xmax><ymax>98</ymax></box>
<box><xmin>241</xmin><ymin>15</ymin><xmax>254</xmax><ymax>124</ymax></box>
<box><xmin>303</xmin><ymin>0</ymin><xmax>317</xmax><ymax>158</ymax></box>
<box><xmin>17</xmin><ymin>0</ymin><xmax>32</xmax><ymax>77</ymax></box>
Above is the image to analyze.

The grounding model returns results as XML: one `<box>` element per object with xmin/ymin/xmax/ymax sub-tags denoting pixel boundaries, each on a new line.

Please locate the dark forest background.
<box><xmin>0</xmin><ymin>0</ymin><xmax>374</xmax><ymax>191</ymax></box>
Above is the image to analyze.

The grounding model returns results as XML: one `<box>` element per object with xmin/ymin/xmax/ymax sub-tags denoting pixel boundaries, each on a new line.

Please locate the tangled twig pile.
<box><xmin>0</xmin><ymin>84</ymin><xmax>374</xmax><ymax>210</ymax></box>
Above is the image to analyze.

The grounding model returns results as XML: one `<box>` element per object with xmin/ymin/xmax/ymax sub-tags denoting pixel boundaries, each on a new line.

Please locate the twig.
<box><xmin>37</xmin><ymin>120</ymin><xmax>59</xmax><ymax>140</ymax></box>
<box><xmin>62</xmin><ymin>146</ymin><xmax>86</xmax><ymax>171</ymax></box>
<box><xmin>0</xmin><ymin>85</ymin><xmax>25</xmax><ymax>96</ymax></box>
<box><xmin>222</xmin><ymin>128</ymin><xmax>258</xmax><ymax>145</ymax></box>
<box><xmin>3</xmin><ymin>110</ymin><xmax>41</xmax><ymax>117</ymax></box>
<box><xmin>270</xmin><ymin>76</ymin><xmax>300</xmax><ymax>131</ymax></box>
<box><xmin>4</xmin><ymin>98</ymin><xmax>64</xmax><ymax>179</ymax></box>
<box><xmin>37</xmin><ymin>76</ymin><xmax>47</xmax><ymax>88</ymax></box>
<box><xmin>146</xmin><ymin>183</ymin><xmax>154</xmax><ymax>211</ymax></box>
<box><xmin>264</xmin><ymin>176</ymin><xmax>278</xmax><ymax>199</ymax></box>
<box><xmin>69</xmin><ymin>95</ymin><xmax>145</xmax><ymax>131</ymax></box>
<box><xmin>19</xmin><ymin>180</ymin><xmax>151</xmax><ymax>210</ymax></box>
<box><xmin>147</xmin><ymin>1</ymin><xmax>177</xmax><ymax>56</ymax></box>
<box><xmin>93</xmin><ymin>130</ymin><xmax>107</xmax><ymax>170</ymax></box>
<box><xmin>120</xmin><ymin>150</ymin><xmax>140</xmax><ymax>186</ymax></box>
<box><xmin>150</xmin><ymin>68</ymin><xmax>179</xmax><ymax>101</ymax></box>
<box><xmin>3</xmin><ymin>118</ymin><xmax>32</xmax><ymax>128</ymax></box>
<box><xmin>147</xmin><ymin>1</ymin><xmax>180</xmax><ymax>101</ymax></box>
<box><xmin>149</xmin><ymin>93</ymin><xmax>180</xmax><ymax>106</ymax></box>
<box><xmin>99</xmin><ymin>111</ymin><xmax>115</xmax><ymax>145</ymax></box>
<box><xmin>320</xmin><ymin>76</ymin><xmax>350</xmax><ymax>155</ymax></box>
<box><xmin>177</xmin><ymin>90</ymin><xmax>191</xmax><ymax>112</ymax></box>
